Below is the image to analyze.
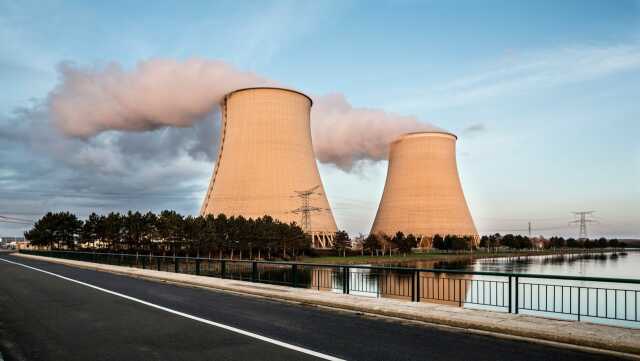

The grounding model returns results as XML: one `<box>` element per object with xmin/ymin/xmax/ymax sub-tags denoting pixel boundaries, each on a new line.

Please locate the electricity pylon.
<box><xmin>569</xmin><ymin>211</ymin><xmax>596</xmax><ymax>240</ymax></box>
<box><xmin>291</xmin><ymin>185</ymin><xmax>323</xmax><ymax>234</ymax></box>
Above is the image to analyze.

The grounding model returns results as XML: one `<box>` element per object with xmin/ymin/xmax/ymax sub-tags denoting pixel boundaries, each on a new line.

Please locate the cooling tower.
<box><xmin>370</xmin><ymin>131</ymin><xmax>477</xmax><ymax>246</ymax></box>
<box><xmin>201</xmin><ymin>87</ymin><xmax>338</xmax><ymax>248</ymax></box>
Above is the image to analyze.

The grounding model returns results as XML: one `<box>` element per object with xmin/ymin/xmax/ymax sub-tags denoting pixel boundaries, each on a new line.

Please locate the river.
<box><xmin>470</xmin><ymin>250</ymin><xmax>640</xmax><ymax>278</ymax></box>
<box><xmin>388</xmin><ymin>250</ymin><xmax>640</xmax><ymax>278</ymax></box>
<box><xmin>350</xmin><ymin>250</ymin><xmax>640</xmax><ymax>328</ymax></box>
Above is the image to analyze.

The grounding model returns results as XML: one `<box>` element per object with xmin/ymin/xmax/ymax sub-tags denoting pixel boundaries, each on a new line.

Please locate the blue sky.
<box><xmin>1</xmin><ymin>0</ymin><xmax>639</xmax><ymax>238</ymax></box>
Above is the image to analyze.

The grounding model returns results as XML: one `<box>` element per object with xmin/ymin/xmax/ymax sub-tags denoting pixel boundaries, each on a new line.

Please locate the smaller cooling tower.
<box><xmin>370</xmin><ymin>131</ymin><xmax>477</xmax><ymax>244</ymax></box>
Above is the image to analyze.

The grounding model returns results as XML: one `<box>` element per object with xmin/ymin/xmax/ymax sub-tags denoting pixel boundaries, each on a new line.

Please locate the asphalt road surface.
<box><xmin>0</xmin><ymin>254</ymin><xmax>621</xmax><ymax>361</ymax></box>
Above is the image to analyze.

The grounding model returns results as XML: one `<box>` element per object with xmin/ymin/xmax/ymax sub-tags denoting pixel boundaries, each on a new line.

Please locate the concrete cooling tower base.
<box><xmin>201</xmin><ymin>87</ymin><xmax>338</xmax><ymax>249</ymax></box>
<box><xmin>371</xmin><ymin>131</ymin><xmax>478</xmax><ymax>247</ymax></box>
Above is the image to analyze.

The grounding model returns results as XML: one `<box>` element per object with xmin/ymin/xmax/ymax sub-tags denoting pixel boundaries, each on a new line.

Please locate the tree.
<box><xmin>393</xmin><ymin>232</ymin><xmax>416</xmax><ymax>254</ymax></box>
<box><xmin>25</xmin><ymin>212</ymin><xmax>57</xmax><ymax>248</ymax></box>
<box><xmin>549</xmin><ymin>236</ymin><xmax>565</xmax><ymax>248</ymax></box>
<box><xmin>479</xmin><ymin>235</ymin><xmax>489</xmax><ymax>248</ymax></box>
<box><xmin>49</xmin><ymin>212</ymin><xmax>83</xmax><ymax>250</ymax></box>
<box><xmin>123</xmin><ymin>211</ymin><xmax>144</xmax><ymax>251</ymax></box>
<box><xmin>104</xmin><ymin>212</ymin><xmax>123</xmax><ymax>251</ymax></box>
<box><xmin>157</xmin><ymin>210</ymin><xmax>183</xmax><ymax>254</ymax></box>
<box><xmin>432</xmin><ymin>234</ymin><xmax>445</xmax><ymax>250</ymax></box>
<box><xmin>80</xmin><ymin>213</ymin><xmax>101</xmax><ymax>248</ymax></box>
<box><xmin>447</xmin><ymin>235</ymin><xmax>468</xmax><ymax>251</ymax></box>
<box><xmin>141</xmin><ymin>212</ymin><xmax>158</xmax><ymax>252</ymax></box>
<box><xmin>363</xmin><ymin>234</ymin><xmax>379</xmax><ymax>255</ymax></box>
<box><xmin>333</xmin><ymin>230</ymin><xmax>350</xmax><ymax>256</ymax></box>
<box><xmin>24</xmin><ymin>210</ymin><xmax>317</xmax><ymax>259</ymax></box>
<box><xmin>596</xmin><ymin>237</ymin><xmax>608</xmax><ymax>248</ymax></box>
<box><xmin>489</xmin><ymin>233</ymin><xmax>502</xmax><ymax>249</ymax></box>
<box><xmin>501</xmin><ymin>234</ymin><xmax>515</xmax><ymax>249</ymax></box>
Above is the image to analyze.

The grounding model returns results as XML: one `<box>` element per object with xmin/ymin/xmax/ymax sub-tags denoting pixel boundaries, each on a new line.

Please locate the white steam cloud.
<box><xmin>50</xmin><ymin>59</ymin><xmax>273</xmax><ymax>137</ymax></box>
<box><xmin>46</xmin><ymin>59</ymin><xmax>443</xmax><ymax>170</ymax></box>
<box><xmin>312</xmin><ymin>94</ymin><xmax>442</xmax><ymax>169</ymax></box>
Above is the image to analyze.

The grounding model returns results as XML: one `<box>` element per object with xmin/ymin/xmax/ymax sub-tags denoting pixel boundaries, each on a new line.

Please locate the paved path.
<box><xmin>0</xmin><ymin>254</ymin><xmax>629</xmax><ymax>360</ymax></box>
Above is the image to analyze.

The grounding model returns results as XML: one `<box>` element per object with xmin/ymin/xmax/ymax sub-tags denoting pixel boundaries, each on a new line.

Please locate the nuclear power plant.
<box><xmin>371</xmin><ymin>131</ymin><xmax>478</xmax><ymax>246</ymax></box>
<box><xmin>201</xmin><ymin>87</ymin><xmax>477</xmax><ymax>249</ymax></box>
<box><xmin>201</xmin><ymin>87</ymin><xmax>338</xmax><ymax>248</ymax></box>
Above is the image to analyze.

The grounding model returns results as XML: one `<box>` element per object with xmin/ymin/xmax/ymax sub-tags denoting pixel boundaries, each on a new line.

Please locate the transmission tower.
<box><xmin>569</xmin><ymin>211</ymin><xmax>596</xmax><ymax>240</ymax></box>
<box><xmin>291</xmin><ymin>185</ymin><xmax>323</xmax><ymax>234</ymax></box>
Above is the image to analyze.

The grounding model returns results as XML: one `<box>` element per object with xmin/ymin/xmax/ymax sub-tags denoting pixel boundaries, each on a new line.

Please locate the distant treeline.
<box><xmin>359</xmin><ymin>232</ymin><xmax>477</xmax><ymax>255</ymax></box>
<box><xmin>24</xmin><ymin>211</ymin><xmax>310</xmax><ymax>259</ymax></box>
<box><xmin>23</xmin><ymin>211</ymin><xmax>626</xmax><ymax>259</ymax></box>
<box><xmin>479</xmin><ymin>233</ymin><xmax>625</xmax><ymax>249</ymax></box>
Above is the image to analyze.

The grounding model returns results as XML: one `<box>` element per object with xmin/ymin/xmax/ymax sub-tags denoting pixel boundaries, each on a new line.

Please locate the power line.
<box><xmin>0</xmin><ymin>219</ymin><xmax>33</xmax><ymax>225</ymax></box>
<box><xmin>0</xmin><ymin>214</ymin><xmax>34</xmax><ymax>222</ymax></box>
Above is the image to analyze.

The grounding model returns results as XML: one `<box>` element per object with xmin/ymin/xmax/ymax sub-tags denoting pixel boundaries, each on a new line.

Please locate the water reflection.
<box><xmin>218</xmin><ymin>250</ymin><xmax>639</xmax><ymax>328</ymax></box>
<box><xmin>472</xmin><ymin>251</ymin><xmax>637</xmax><ymax>279</ymax></box>
<box><xmin>334</xmin><ymin>251</ymin><xmax>640</xmax><ymax>328</ymax></box>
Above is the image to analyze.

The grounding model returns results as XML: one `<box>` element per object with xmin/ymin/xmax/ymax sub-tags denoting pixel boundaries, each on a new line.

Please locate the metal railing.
<box><xmin>20</xmin><ymin>250</ymin><xmax>640</xmax><ymax>327</ymax></box>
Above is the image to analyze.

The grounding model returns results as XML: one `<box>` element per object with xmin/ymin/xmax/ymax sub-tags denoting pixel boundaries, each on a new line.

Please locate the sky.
<box><xmin>1</xmin><ymin>0</ymin><xmax>639</xmax><ymax>239</ymax></box>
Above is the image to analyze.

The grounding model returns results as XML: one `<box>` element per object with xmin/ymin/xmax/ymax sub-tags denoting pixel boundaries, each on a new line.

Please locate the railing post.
<box><xmin>221</xmin><ymin>260</ymin><xmax>226</xmax><ymax>279</ymax></box>
<box><xmin>343</xmin><ymin>266</ymin><xmax>350</xmax><ymax>294</ymax></box>
<box><xmin>515</xmin><ymin>276</ymin><xmax>519</xmax><ymax>314</ymax></box>
<box><xmin>157</xmin><ymin>256</ymin><xmax>161</xmax><ymax>271</ymax></box>
<box><xmin>577</xmin><ymin>287</ymin><xmax>581</xmax><ymax>321</ymax></box>
<box><xmin>195</xmin><ymin>258</ymin><xmax>201</xmax><ymax>275</ymax></box>
<box><xmin>458</xmin><ymin>279</ymin><xmax>462</xmax><ymax>307</ymax></box>
<box><xmin>416</xmin><ymin>271</ymin><xmax>420</xmax><ymax>302</ymax></box>
<box><xmin>174</xmin><ymin>256</ymin><xmax>179</xmax><ymax>273</ymax></box>
<box><xmin>292</xmin><ymin>264</ymin><xmax>298</xmax><ymax>287</ymax></box>
<box><xmin>411</xmin><ymin>271</ymin><xmax>416</xmax><ymax>302</ymax></box>
<box><xmin>252</xmin><ymin>261</ymin><xmax>258</xmax><ymax>282</ymax></box>
<box><xmin>508</xmin><ymin>276</ymin><xmax>512</xmax><ymax>313</ymax></box>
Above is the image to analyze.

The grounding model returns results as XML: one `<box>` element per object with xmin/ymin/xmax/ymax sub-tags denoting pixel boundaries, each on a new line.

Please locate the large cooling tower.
<box><xmin>201</xmin><ymin>87</ymin><xmax>338</xmax><ymax>248</ymax></box>
<box><xmin>371</xmin><ymin>131</ymin><xmax>477</xmax><ymax>245</ymax></box>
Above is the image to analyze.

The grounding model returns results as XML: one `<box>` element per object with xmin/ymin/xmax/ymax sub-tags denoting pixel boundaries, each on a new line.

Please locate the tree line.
<box><xmin>479</xmin><ymin>233</ymin><xmax>624</xmax><ymax>250</ymax></box>
<box><xmin>358</xmin><ymin>232</ymin><xmax>476</xmax><ymax>256</ymax></box>
<box><xmin>23</xmin><ymin>211</ymin><xmax>626</xmax><ymax>259</ymax></box>
<box><xmin>24</xmin><ymin>211</ymin><xmax>310</xmax><ymax>259</ymax></box>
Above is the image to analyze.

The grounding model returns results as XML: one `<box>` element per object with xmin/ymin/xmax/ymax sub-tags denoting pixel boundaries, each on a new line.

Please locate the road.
<box><xmin>0</xmin><ymin>254</ymin><xmax>620</xmax><ymax>361</ymax></box>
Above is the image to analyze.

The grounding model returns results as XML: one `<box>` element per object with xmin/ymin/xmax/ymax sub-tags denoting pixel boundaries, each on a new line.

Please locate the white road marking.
<box><xmin>0</xmin><ymin>257</ymin><xmax>345</xmax><ymax>361</ymax></box>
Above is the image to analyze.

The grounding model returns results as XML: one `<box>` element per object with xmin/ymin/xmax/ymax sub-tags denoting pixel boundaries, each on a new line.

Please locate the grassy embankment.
<box><xmin>303</xmin><ymin>249</ymin><xmax>613</xmax><ymax>266</ymax></box>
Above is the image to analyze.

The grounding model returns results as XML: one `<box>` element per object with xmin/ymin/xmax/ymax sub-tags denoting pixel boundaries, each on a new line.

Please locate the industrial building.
<box><xmin>371</xmin><ymin>131</ymin><xmax>478</xmax><ymax>246</ymax></box>
<box><xmin>201</xmin><ymin>87</ymin><xmax>338</xmax><ymax>248</ymax></box>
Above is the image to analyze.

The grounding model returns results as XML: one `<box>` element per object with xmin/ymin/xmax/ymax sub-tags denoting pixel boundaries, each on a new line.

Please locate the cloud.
<box><xmin>31</xmin><ymin>58</ymin><xmax>442</xmax><ymax>171</ymax></box>
<box><xmin>0</xmin><ymin>57</ymin><xmax>443</xmax><ymax>235</ymax></box>
<box><xmin>0</xmin><ymin>102</ymin><xmax>213</xmax><ymax>217</ymax></box>
<box><xmin>462</xmin><ymin>123</ymin><xmax>486</xmax><ymax>135</ymax></box>
<box><xmin>393</xmin><ymin>44</ymin><xmax>640</xmax><ymax>111</ymax></box>
<box><xmin>312</xmin><ymin>93</ymin><xmax>443</xmax><ymax>170</ymax></box>
<box><xmin>49</xmin><ymin>59</ymin><xmax>273</xmax><ymax>137</ymax></box>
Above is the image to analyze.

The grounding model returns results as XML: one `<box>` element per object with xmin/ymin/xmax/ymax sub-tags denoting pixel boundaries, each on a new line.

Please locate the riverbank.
<box><xmin>304</xmin><ymin>248</ymin><xmax>618</xmax><ymax>266</ymax></box>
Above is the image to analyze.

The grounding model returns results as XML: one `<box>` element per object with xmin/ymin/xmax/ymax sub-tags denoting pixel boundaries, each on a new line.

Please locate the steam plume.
<box><xmin>50</xmin><ymin>59</ymin><xmax>272</xmax><ymax>137</ymax></box>
<box><xmin>312</xmin><ymin>94</ymin><xmax>442</xmax><ymax>169</ymax></box>
<box><xmin>46</xmin><ymin>59</ymin><xmax>443</xmax><ymax>170</ymax></box>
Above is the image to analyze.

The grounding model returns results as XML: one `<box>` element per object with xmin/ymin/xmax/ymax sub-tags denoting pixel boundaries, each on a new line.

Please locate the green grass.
<box><xmin>302</xmin><ymin>249</ymin><xmax>604</xmax><ymax>265</ymax></box>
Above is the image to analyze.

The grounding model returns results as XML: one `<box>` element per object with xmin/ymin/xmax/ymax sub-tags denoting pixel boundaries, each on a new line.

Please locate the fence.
<box><xmin>20</xmin><ymin>250</ymin><xmax>640</xmax><ymax>327</ymax></box>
